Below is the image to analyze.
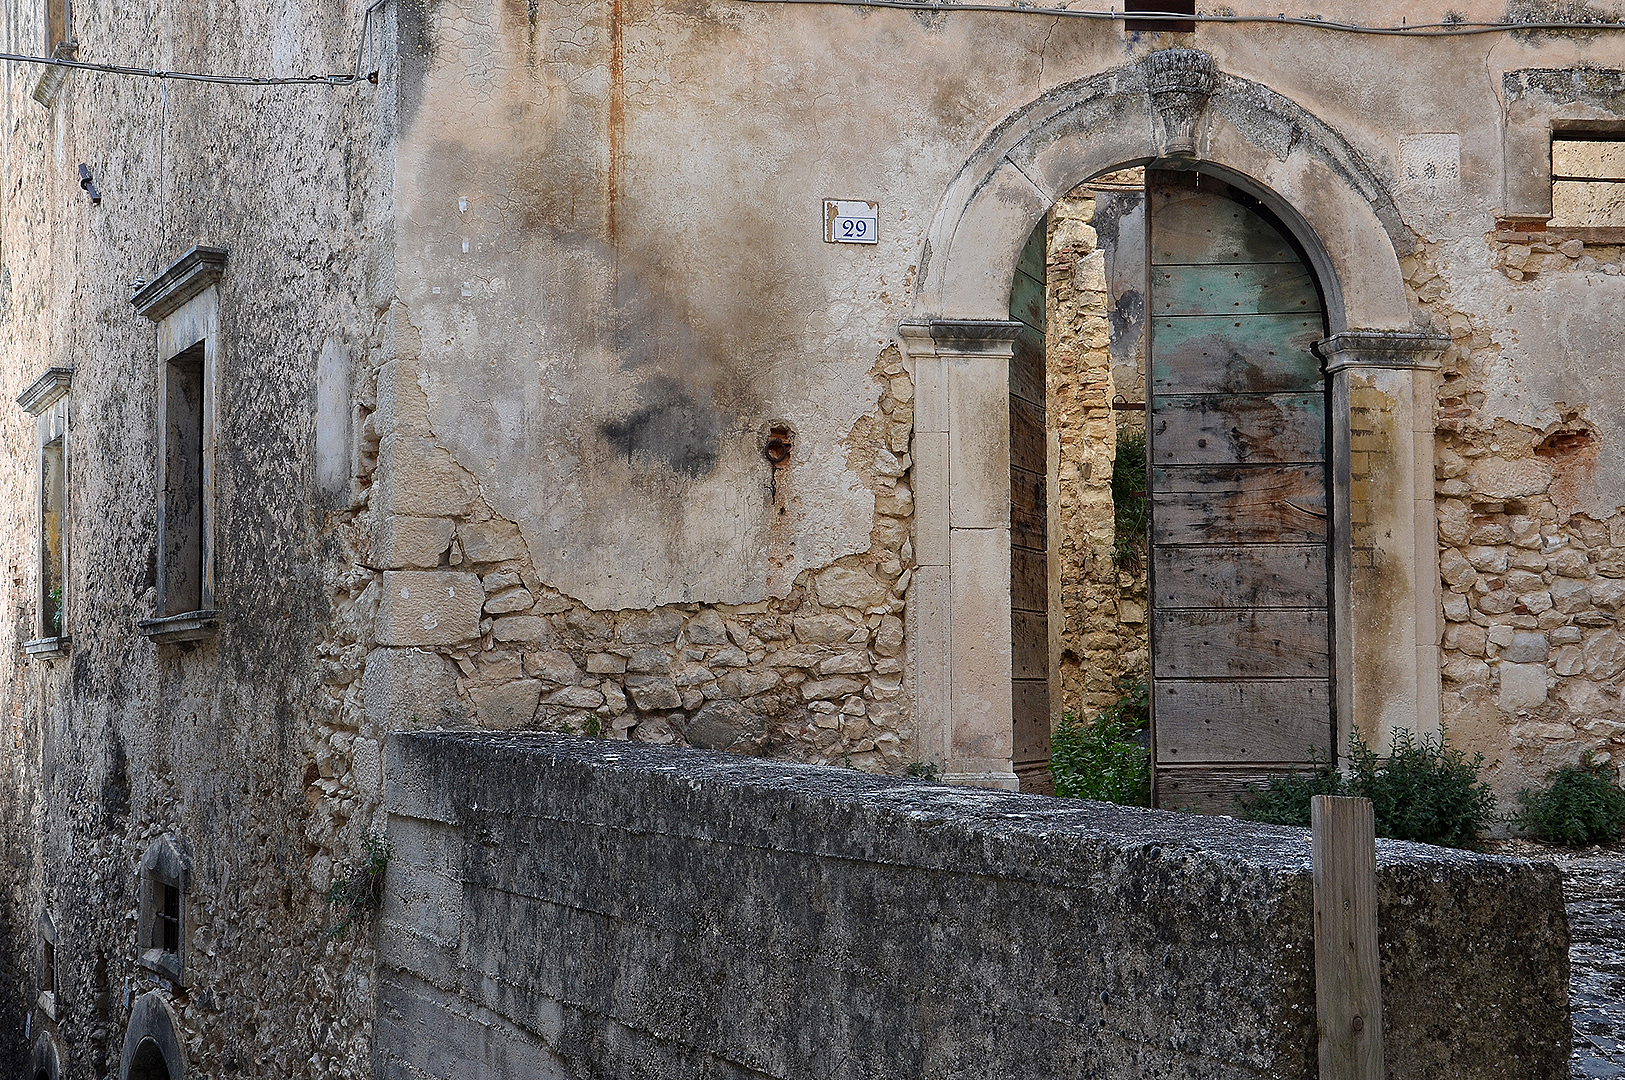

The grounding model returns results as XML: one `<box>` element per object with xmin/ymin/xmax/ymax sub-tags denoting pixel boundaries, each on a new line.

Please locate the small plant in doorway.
<box><xmin>1050</xmin><ymin>677</ymin><xmax>1151</xmax><ymax>806</ymax></box>
<box><xmin>1239</xmin><ymin>729</ymin><xmax>1495</xmax><ymax>850</ymax></box>
<box><xmin>325</xmin><ymin>830</ymin><xmax>392</xmax><ymax>939</ymax></box>
<box><xmin>1111</xmin><ymin>427</ymin><xmax>1148</xmax><ymax>570</ymax></box>
<box><xmin>1516</xmin><ymin>753</ymin><xmax>1625</xmax><ymax>847</ymax></box>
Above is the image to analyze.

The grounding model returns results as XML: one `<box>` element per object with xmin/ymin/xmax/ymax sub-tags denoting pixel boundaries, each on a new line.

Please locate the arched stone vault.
<box><xmin>902</xmin><ymin>49</ymin><xmax>1447</xmax><ymax>788</ymax></box>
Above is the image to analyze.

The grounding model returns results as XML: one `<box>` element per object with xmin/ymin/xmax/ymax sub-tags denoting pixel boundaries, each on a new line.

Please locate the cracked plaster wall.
<box><xmin>4</xmin><ymin>1</ymin><xmax>1625</xmax><ymax>1078</ymax></box>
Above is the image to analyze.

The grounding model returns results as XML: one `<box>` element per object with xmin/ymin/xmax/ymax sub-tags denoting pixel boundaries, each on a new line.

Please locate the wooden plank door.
<box><xmin>1145</xmin><ymin>170</ymin><xmax>1334</xmax><ymax>809</ymax></box>
<box><xmin>1010</xmin><ymin>220</ymin><xmax>1051</xmax><ymax>792</ymax></box>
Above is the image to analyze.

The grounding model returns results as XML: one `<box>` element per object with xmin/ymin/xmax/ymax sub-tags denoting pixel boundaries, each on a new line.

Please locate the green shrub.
<box><xmin>1237</xmin><ymin>755</ymin><xmax>1344</xmax><ymax>827</ymax></box>
<box><xmin>1111</xmin><ymin>427</ymin><xmax>1147</xmax><ymax>569</ymax></box>
<box><xmin>1051</xmin><ymin>678</ymin><xmax>1150</xmax><ymax>806</ymax></box>
<box><xmin>1239</xmin><ymin>729</ymin><xmax>1496</xmax><ymax>850</ymax></box>
<box><xmin>1516</xmin><ymin>754</ymin><xmax>1625</xmax><ymax>846</ymax></box>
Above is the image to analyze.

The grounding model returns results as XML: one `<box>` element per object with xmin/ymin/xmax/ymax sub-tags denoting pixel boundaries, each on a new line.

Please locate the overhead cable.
<box><xmin>730</xmin><ymin>0</ymin><xmax>1625</xmax><ymax>37</ymax></box>
<box><xmin>0</xmin><ymin>0</ymin><xmax>387</xmax><ymax>86</ymax></box>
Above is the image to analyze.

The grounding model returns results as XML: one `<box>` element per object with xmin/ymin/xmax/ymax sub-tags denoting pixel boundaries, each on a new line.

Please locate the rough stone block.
<box><xmin>1499</xmin><ymin>662</ymin><xmax>1550</xmax><ymax>711</ymax></box>
<box><xmin>457</xmin><ymin>517</ymin><xmax>529</xmax><ymax>565</ymax></box>
<box><xmin>374</xmin><ymin>435</ymin><xmax>477</xmax><ymax>518</ymax></box>
<box><xmin>369</xmin><ymin>515</ymin><xmax>455</xmax><ymax>570</ymax></box>
<box><xmin>377</xmin><ymin>571</ymin><xmax>483</xmax><ymax>647</ymax></box>
<box><xmin>380</xmin><ymin>734</ymin><xmax>1573</xmax><ymax>1080</ymax></box>
<box><xmin>815</xmin><ymin>565</ymin><xmax>889</xmax><ymax>610</ymax></box>
<box><xmin>466</xmin><ymin>680</ymin><xmax>543</xmax><ymax>728</ymax></box>
<box><xmin>363</xmin><ymin>648</ymin><xmax>465</xmax><ymax>730</ymax></box>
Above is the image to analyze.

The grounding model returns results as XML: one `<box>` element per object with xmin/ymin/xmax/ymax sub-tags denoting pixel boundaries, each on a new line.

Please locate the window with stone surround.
<box><xmin>1551</xmin><ymin>132</ymin><xmax>1625</xmax><ymax>229</ymax></box>
<box><xmin>17</xmin><ymin>367</ymin><xmax>71</xmax><ymax>657</ymax></box>
<box><xmin>137</xmin><ymin>836</ymin><xmax>188</xmax><ymax>984</ymax></box>
<box><xmin>132</xmin><ymin>246</ymin><xmax>225</xmax><ymax>644</ymax></box>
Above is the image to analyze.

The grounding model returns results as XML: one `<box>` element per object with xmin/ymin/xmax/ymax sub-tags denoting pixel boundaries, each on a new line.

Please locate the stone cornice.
<box><xmin>131</xmin><ymin>246</ymin><xmax>228</xmax><ymax>321</ymax></box>
<box><xmin>1317</xmin><ymin>331</ymin><xmax>1451</xmax><ymax>374</ymax></box>
<box><xmin>16</xmin><ymin>366</ymin><xmax>72</xmax><ymax>415</ymax></box>
<box><xmin>899</xmin><ymin>319</ymin><xmax>1024</xmax><ymax>357</ymax></box>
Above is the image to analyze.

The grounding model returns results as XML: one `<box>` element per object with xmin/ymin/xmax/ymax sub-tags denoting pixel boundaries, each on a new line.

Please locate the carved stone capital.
<box><xmin>899</xmin><ymin>319</ymin><xmax>1023</xmax><ymax>359</ymax></box>
<box><xmin>1316</xmin><ymin>331</ymin><xmax>1451</xmax><ymax>375</ymax></box>
<box><xmin>1144</xmin><ymin>48</ymin><xmax>1216</xmax><ymax>157</ymax></box>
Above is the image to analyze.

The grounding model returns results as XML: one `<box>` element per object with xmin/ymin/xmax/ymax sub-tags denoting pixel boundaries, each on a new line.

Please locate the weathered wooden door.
<box><xmin>1145</xmin><ymin>170</ymin><xmax>1334</xmax><ymax>809</ymax></box>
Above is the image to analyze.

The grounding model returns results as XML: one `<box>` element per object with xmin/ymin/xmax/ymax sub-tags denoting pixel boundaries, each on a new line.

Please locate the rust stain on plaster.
<box><xmin>607</xmin><ymin>0</ymin><xmax>626</xmax><ymax>246</ymax></box>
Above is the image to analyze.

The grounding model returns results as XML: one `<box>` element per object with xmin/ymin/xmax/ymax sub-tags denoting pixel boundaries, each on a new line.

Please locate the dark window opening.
<box><xmin>128</xmin><ymin>1040</ymin><xmax>173</xmax><ymax>1080</ymax></box>
<box><xmin>159</xmin><ymin>343</ymin><xmax>206</xmax><ymax>616</ymax></box>
<box><xmin>1126</xmin><ymin>0</ymin><xmax>1195</xmax><ymax>34</ymax></box>
<box><xmin>40</xmin><ymin>935</ymin><xmax>55</xmax><ymax>994</ymax></box>
<box><xmin>157</xmin><ymin>884</ymin><xmax>180</xmax><ymax>954</ymax></box>
<box><xmin>41</xmin><ymin>430</ymin><xmax>65</xmax><ymax>636</ymax></box>
<box><xmin>1552</xmin><ymin>133</ymin><xmax>1625</xmax><ymax>228</ymax></box>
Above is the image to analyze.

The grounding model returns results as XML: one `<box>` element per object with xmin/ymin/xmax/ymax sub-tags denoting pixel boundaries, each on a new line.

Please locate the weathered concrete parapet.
<box><xmin>900</xmin><ymin>319</ymin><xmax>1021</xmax><ymax>790</ymax></box>
<box><xmin>1144</xmin><ymin>48</ymin><xmax>1216</xmax><ymax>157</ymax></box>
<box><xmin>1318</xmin><ymin>332</ymin><xmax>1452</xmax><ymax>756</ymax></box>
<box><xmin>379</xmin><ymin>732</ymin><xmax>1571</xmax><ymax>1080</ymax></box>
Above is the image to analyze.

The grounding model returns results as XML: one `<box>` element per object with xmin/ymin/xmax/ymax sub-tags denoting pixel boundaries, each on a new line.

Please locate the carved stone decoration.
<box><xmin>1144</xmin><ymin>48</ymin><xmax>1217</xmax><ymax>157</ymax></box>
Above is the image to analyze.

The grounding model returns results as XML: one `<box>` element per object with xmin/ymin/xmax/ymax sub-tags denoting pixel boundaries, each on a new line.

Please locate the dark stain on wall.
<box><xmin>601</xmin><ymin>375</ymin><xmax>724</xmax><ymax>478</ymax></box>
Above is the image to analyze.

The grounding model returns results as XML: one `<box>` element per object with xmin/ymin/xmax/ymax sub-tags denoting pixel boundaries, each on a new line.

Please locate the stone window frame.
<box><xmin>17</xmin><ymin>367</ymin><xmax>73</xmax><ymax>658</ymax></box>
<box><xmin>136</xmin><ymin>835</ymin><xmax>189</xmax><ymax>985</ymax></box>
<box><xmin>1500</xmin><ymin>69</ymin><xmax>1625</xmax><ymax>243</ymax></box>
<box><xmin>132</xmin><ymin>247</ymin><xmax>226</xmax><ymax>645</ymax></box>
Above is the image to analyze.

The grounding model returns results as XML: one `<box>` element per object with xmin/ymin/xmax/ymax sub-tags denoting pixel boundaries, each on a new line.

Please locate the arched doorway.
<box><xmin>903</xmin><ymin>48</ymin><xmax>1448</xmax><ymax>795</ymax></box>
<box><xmin>1144</xmin><ymin>168</ymin><xmax>1333</xmax><ymax>806</ymax></box>
<box><xmin>120</xmin><ymin>992</ymin><xmax>184</xmax><ymax>1080</ymax></box>
<box><xmin>127</xmin><ymin>1040</ymin><xmax>172</xmax><ymax>1080</ymax></box>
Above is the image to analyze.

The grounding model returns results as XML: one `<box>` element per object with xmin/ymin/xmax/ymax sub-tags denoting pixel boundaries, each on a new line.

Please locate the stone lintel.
<box><xmin>1317</xmin><ymin>331</ymin><xmax>1450</xmax><ymax>374</ymax></box>
<box><xmin>16</xmin><ymin>367</ymin><xmax>72</xmax><ymax>415</ymax></box>
<box><xmin>131</xmin><ymin>246</ymin><xmax>228</xmax><ymax>321</ymax></box>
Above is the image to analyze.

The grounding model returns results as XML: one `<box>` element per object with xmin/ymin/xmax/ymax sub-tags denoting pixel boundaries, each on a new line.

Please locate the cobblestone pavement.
<box><xmin>1561</xmin><ymin>853</ymin><xmax>1625</xmax><ymax>1079</ymax></box>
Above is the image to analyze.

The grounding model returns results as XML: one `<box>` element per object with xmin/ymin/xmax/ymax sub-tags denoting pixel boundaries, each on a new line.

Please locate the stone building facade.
<box><xmin>0</xmin><ymin>0</ymin><xmax>1623</xmax><ymax>1076</ymax></box>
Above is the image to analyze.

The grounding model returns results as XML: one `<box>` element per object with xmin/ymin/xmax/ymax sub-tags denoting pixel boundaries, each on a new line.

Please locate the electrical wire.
<box><xmin>729</xmin><ymin>0</ymin><xmax>1625</xmax><ymax>37</ymax></box>
<box><xmin>1</xmin><ymin>0</ymin><xmax>388</xmax><ymax>86</ymax></box>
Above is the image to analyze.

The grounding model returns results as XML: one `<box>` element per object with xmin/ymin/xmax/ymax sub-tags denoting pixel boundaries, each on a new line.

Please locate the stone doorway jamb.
<box><xmin>1318</xmin><ymin>331</ymin><xmax>1450</xmax><ymax>758</ymax></box>
<box><xmin>900</xmin><ymin>318</ymin><xmax>1024</xmax><ymax>790</ymax></box>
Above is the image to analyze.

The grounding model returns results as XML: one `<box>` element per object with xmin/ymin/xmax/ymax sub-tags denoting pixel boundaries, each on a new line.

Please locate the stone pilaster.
<box><xmin>1318</xmin><ymin>331</ymin><xmax>1450</xmax><ymax>757</ymax></box>
<box><xmin>901</xmin><ymin>319</ymin><xmax>1022</xmax><ymax>789</ymax></box>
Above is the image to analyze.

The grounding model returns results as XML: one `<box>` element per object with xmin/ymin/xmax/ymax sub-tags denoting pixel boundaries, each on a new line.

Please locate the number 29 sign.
<box><xmin>824</xmin><ymin>199</ymin><xmax>879</xmax><ymax>245</ymax></box>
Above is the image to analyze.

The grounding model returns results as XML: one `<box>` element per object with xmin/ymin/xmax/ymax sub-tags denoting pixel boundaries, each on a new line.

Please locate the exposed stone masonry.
<box><xmin>1418</xmin><ymin>236</ymin><xmax>1625</xmax><ymax>794</ymax></box>
<box><xmin>1047</xmin><ymin>182</ymin><xmax>1150</xmax><ymax>723</ymax></box>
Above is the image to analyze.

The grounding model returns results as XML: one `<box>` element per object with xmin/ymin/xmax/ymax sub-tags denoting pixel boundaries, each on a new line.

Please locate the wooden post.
<box><xmin>1312</xmin><ymin>795</ymin><xmax>1383</xmax><ymax>1080</ymax></box>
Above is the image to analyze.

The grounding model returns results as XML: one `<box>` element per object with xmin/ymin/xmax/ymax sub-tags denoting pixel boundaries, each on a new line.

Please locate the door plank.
<box><xmin>1012</xmin><ymin>546</ymin><xmax>1048</xmax><ymax>612</ymax></box>
<box><xmin>1009</xmin><ymin>396</ymin><xmax>1046</xmax><ymax>473</ymax></box>
<box><xmin>1155</xmin><ymin>765</ymin><xmax>1310</xmax><ymax>814</ymax></box>
<box><xmin>1011</xmin><ymin>467</ymin><xmax>1046</xmax><ymax>551</ymax></box>
<box><xmin>1151</xmin><ymin>314</ymin><xmax>1325</xmax><ymax>395</ymax></box>
<box><xmin>1151</xmin><ymin>465</ymin><xmax>1328</xmax><ymax>545</ymax></box>
<box><xmin>1148</xmin><ymin>181</ymin><xmax>1300</xmax><ymax>266</ymax></box>
<box><xmin>1153</xmin><ymin>608</ymin><xmax>1329</xmax><ymax>678</ymax></box>
<box><xmin>1010</xmin><ymin>330</ymin><xmax>1045</xmax><ymax>405</ymax></box>
<box><xmin>1153</xmin><ymin>544</ymin><xmax>1327</xmax><ymax>609</ymax></box>
<box><xmin>1152</xmin><ymin>263</ymin><xmax>1319</xmax><ymax>317</ymax></box>
<box><xmin>1151</xmin><ymin>393</ymin><xmax>1325</xmax><ymax>466</ymax></box>
<box><xmin>1153</xmin><ymin>678</ymin><xmax>1333</xmax><ymax>761</ymax></box>
<box><xmin>1012</xmin><ymin>610</ymin><xmax>1049</xmax><ymax>679</ymax></box>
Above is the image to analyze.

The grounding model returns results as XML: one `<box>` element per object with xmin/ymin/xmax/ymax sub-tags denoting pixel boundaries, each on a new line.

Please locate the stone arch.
<box><xmin>902</xmin><ymin>50</ymin><xmax>1445</xmax><ymax>789</ymax></box>
<box><xmin>120</xmin><ymin>991</ymin><xmax>184</xmax><ymax>1080</ymax></box>
<box><xmin>31</xmin><ymin>1032</ymin><xmax>62</xmax><ymax>1080</ymax></box>
<box><xmin>913</xmin><ymin>51</ymin><xmax>1413</xmax><ymax>333</ymax></box>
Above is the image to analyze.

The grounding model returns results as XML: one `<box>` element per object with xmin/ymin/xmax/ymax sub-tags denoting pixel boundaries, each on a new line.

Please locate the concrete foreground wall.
<box><xmin>378</xmin><ymin>732</ymin><xmax>1570</xmax><ymax>1080</ymax></box>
